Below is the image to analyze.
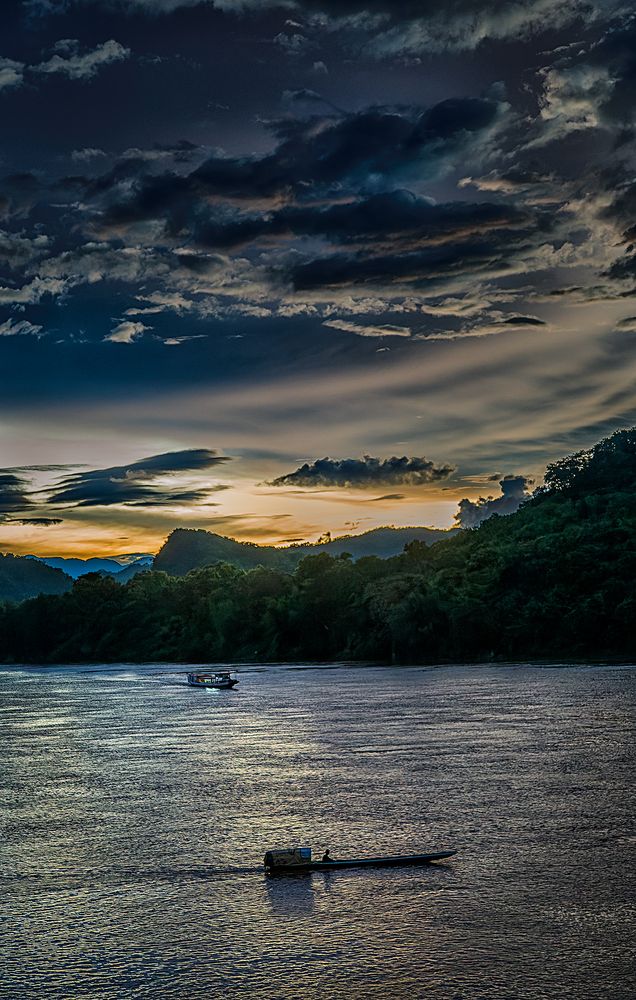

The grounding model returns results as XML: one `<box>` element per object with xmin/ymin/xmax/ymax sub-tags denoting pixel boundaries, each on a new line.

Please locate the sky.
<box><xmin>1</xmin><ymin>0</ymin><xmax>635</xmax><ymax>556</ymax></box>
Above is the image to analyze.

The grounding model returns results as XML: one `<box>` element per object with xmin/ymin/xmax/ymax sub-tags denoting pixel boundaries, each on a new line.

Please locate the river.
<box><xmin>2</xmin><ymin>662</ymin><xmax>634</xmax><ymax>999</ymax></box>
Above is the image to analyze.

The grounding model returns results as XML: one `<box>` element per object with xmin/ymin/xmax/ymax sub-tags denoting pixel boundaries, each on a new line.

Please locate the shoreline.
<box><xmin>3</xmin><ymin>658</ymin><xmax>635</xmax><ymax>671</ymax></box>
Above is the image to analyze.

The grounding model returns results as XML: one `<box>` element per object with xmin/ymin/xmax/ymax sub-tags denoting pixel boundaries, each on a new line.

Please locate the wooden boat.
<box><xmin>186</xmin><ymin>671</ymin><xmax>238</xmax><ymax>689</ymax></box>
<box><xmin>263</xmin><ymin>847</ymin><xmax>457</xmax><ymax>873</ymax></box>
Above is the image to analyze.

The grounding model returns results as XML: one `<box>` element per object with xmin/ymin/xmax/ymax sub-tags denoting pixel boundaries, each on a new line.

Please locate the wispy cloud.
<box><xmin>0</xmin><ymin>318</ymin><xmax>43</xmax><ymax>337</ymax></box>
<box><xmin>323</xmin><ymin>319</ymin><xmax>412</xmax><ymax>338</ymax></box>
<box><xmin>46</xmin><ymin>449</ymin><xmax>232</xmax><ymax>508</ymax></box>
<box><xmin>34</xmin><ymin>39</ymin><xmax>131</xmax><ymax>81</ymax></box>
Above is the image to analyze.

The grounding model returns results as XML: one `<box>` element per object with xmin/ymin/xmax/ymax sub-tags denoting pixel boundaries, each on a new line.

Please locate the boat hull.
<box><xmin>187</xmin><ymin>679</ymin><xmax>238</xmax><ymax>689</ymax></box>
<box><xmin>265</xmin><ymin>850</ymin><xmax>457</xmax><ymax>873</ymax></box>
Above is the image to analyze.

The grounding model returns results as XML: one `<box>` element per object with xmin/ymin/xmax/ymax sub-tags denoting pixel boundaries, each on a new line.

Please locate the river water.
<box><xmin>1</xmin><ymin>663</ymin><xmax>634</xmax><ymax>999</ymax></box>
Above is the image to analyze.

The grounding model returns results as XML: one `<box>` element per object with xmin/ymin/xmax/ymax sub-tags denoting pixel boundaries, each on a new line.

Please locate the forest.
<box><xmin>1</xmin><ymin>428</ymin><xmax>635</xmax><ymax>664</ymax></box>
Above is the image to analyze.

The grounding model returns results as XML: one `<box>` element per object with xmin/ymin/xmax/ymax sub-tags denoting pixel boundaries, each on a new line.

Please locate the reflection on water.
<box><xmin>1</xmin><ymin>662</ymin><xmax>635</xmax><ymax>999</ymax></box>
<box><xmin>265</xmin><ymin>873</ymin><xmax>316</xmax><ymax>915</ymax></box>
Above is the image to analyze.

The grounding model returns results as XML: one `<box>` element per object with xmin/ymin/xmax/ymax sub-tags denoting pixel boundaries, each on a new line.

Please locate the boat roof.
<box><xmin>188</xmin><ymin>670</ymin><xmax>232</xmax><ymax>675</ymax></box>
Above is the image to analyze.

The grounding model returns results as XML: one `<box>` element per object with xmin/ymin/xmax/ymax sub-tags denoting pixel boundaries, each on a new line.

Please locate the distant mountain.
<box><xmin>153</xmin><ymin>525</ymin><xmax>454</xmax><ymax>576</ymax></box>
<box><xmin>111</xmin><ymin>559</ymin><xmax>154</xmax><ymax>583</ymax></box>
<box><xmin>32</xmin><ymin>554</ymin><xmax>153</xmax><ymax>579</ymax></box>
<box><xmin>0</xmin><ymin>552</ymin><xmax>72</xmax><ymax>603</ymax></box>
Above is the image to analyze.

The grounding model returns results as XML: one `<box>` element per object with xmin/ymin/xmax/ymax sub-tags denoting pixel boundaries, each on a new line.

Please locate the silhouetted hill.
<box><xmin>153</xmin><ymin>525</ymin><xmax>454</xmax><ymax>575</ymax></box>
<box><xmin>153</xmin><ymin>529</ymin><xmax>301</xmax><ymax>574</ymax></box>
<box><xmin>0</xmin><ymin>553</ymin><xmax>72</xmax><ymax>603</ymax></box>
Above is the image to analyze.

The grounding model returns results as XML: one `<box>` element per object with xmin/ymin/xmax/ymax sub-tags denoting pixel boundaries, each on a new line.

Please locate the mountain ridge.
<box><xmin>153</xmin><ymin>524</ymin><xmax>455</xmax><ymax>575</ymax></box>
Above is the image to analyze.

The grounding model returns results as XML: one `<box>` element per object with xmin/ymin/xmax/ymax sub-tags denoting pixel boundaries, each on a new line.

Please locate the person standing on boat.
<box><xmin>322</xmin><ymin>849</ymin><xmax>332</xmax><ymax>862</ymax></box>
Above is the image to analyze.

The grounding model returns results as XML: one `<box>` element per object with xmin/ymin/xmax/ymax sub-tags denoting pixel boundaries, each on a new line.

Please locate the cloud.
<box><xmin>161</xmin><ymin>335</ymin><xmax>206</xmax><ymax>345</ymax></box>
<box><xmin>71</xmin><ymin>147</ymin><xmax>107</xmax><ymax>162</ymax></box>
<box><xmin>288</xmin><ymin>232</ymin><xmax>532</xmax><ymax>291</ymax></box>
<box><xmin>454</xmin><ymin>474</ymin><xmax>533</xmax><ymax>527</ymax></box>
<box><xmin>0</xmin><ymin>318</ymin><xmax>43</xmax><ymax>337</ymax></box>
<box><xmin>98</xmin><ymin>96</ymin><xmax>508</xmax><ymax>231</ymax></box>
<box><xmin>0</xmin><ymin>57</ymin><xmax>25</xmax><ymax>92</ymax></box>
<box><xmin>34</xmin><ymin>40</ymin><xmax>131</xmax><ymax>81</ymax></box>
<box><xmin>0</xmin><ymin>472</ymin><xmax>33</xmax><ymax>519</ymax></box>
<box><xmin>415</xmin><ymin>314</ymin><xmax>547</xmax><ymax>341</ymax></box>
<box><xmin>269</xmin><ymin>455</ymin><xmax>455</xmax><ymax>488</ymax></box>
<box><xmin>324</xmin><ymin>319</ymin><xmax>412</xmax><ymax>338</ymax></box>
<box><xmin>0</xmin><ymin>276</ymin><xmax>67</xmax><ymax>305</ymax></box>
<box><xmin>104</xmin><ymin>320</ymin><xmax>151</xmax><ymax>344</ymax></box>
<box><xmin>189</xmin><ymin>189</ymin><xmax>528</xmax><ymax>251</ymax></box>
<box><xmin>459</xmin><ymin>167</ymin><xmax>553</xmax><ymax>193</ymax></box>
<box><xmin>27</xmin><ymin>1</ymin><xmax>624</xmax><ymax>56</ymax></box>
<box><xmin>14</xmin><ymin>517</ymin><xmax>63</xmax><ymax>526</ymax></box>
<box><xmin>0</xmin><ymin>230</ymin><xmax>51</xmax><ymax>268</ymax></box>
<box><xmin>46</xmin><ymin>449</ymin><xmax>232</xmax><ymax>508</ymax></box>
<box><xmin>527</xmin><ymin>63</ymin><xmax>617</xmax><ymax>148</ymax></box>
<box><xmin>500</xmin><ymin>315</ymin><xmax>546</xmax><ymax>326</ymax></box>
<box><xmin>273</xmin><ymin>31</ymin><xmax>311</xmax><ymax>54</ymax></box>
<box><xmin>616</xmin><ymin>316</ymin><xmax>636</xmax><ymax>331</ymax></box>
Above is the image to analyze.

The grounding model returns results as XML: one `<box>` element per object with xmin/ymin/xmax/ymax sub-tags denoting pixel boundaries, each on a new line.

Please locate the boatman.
<box><xmin>322</xmin><ymin>849</ymin><xmax>332</xmax><ymax>862</ymax></box>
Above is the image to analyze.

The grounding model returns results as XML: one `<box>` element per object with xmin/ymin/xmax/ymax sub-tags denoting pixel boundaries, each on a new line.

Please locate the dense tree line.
<box><xmin>1</xmin><ymin>429</ymin><xmax>635</xmax><ymax>664</ymax></box>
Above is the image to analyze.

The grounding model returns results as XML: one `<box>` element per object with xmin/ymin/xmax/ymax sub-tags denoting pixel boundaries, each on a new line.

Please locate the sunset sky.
<box><xmin>1</xmin><ymin>0</ymin><xmax>635</xmax><ymax>556</ymax></box>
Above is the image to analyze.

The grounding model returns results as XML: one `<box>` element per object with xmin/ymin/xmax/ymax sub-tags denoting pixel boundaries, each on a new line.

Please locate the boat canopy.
<box><xmin>264</xmin><ymin>847</ymin><xmax>312</xmax><ymax>867</ymax></box>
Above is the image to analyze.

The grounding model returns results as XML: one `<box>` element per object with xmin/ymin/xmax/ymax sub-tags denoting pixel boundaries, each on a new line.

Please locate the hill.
<box><xmin>0</xmin><ymin>553</ymin><xmax>72</xmax><ymax>604</ymax></box>
<box><xmin>306</xmin><ymin>526</ymin><xmax>454</xmax><ymax>559</ymax></box>
<box><xmin>2</xmin><ymin>427</ymin><xmax>635</xmax><ymax>663</ymax></box>
<box><xmin>33</xmin><ymin>554</ymin><xmax>153</xmax><ymax>579</ymax></box>
<box><xmin>153</xmin><ymin>525</ymin><xmax>453</xmax><ymax>576</ymax></box>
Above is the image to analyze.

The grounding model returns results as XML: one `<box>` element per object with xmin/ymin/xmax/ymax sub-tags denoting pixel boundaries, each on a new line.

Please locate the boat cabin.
<box><xmin>264</xmin><ymin>847</ymin><xmax>312</xmax><ymax>869</ymax></box>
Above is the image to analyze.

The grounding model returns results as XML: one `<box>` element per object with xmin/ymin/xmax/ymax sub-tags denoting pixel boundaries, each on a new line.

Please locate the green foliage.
<box><xmin>1</xmin><ymin>428</ymin><xmax>635</xmax><ymax>664</ymax></box>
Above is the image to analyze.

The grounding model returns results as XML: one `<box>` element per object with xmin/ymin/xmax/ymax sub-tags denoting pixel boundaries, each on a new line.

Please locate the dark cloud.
<box><xmin>14</xmin><ymin>517</ymin><xmax>63</xmax><ymax>526</ymax></box>
<box><xmin>0</xmin><ymin>472</ymin><xmax>33</xmax><ymax>518</ymax></box>
<box><xmin>500</xmin><ymin>315</ymin><xmax>546</xmax><ymax>325</ymax></box>
<box><xmin>191</xmin><ymin>190</ymin><xmax>530</xmax><ymax>251</ymax></box>
<box><xmin>46</xmin><ymin>449</ymin><xmax>232</xmax><ymax>508</ymax></box>
<box><xmin>454</xmin><ymin>474</ymin><xmax>533</xmax><ymax>528</ymax></box>
<box><xmin>366</xmin><ymin>493</ymin><xmax>406</xmax><ymax>501</ymax></box>
<box><xmin>288</xmin><ymin>232</ymin><xmax>537</xmax><ymax>290</ymax></box>
<box><xmin>269</xmin><ymin>455</ymin><xmax>455</xmax><ymax>488</ymax></box>
<box><xmin>97</xmin><ymin>96</ymin><xmax>507</xmax><ymax>230</ymax></box>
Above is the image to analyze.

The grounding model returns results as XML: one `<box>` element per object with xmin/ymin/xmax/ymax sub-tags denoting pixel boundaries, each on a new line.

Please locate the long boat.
<box><xmin>263</xmin><ymin>848</ymin><xmax>457</xmax><ymax>873</ymax></box>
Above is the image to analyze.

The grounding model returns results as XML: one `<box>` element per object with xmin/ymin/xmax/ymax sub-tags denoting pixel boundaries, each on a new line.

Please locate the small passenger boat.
<box><xmin>186</xmin><ymin>671</ymin><xmax>239</xmax><ymax>689</ymax></box>
<box><xmin>263</xmin><ymin>846</ymin><xmax>457</xmax><ymax>873</ymax></box>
